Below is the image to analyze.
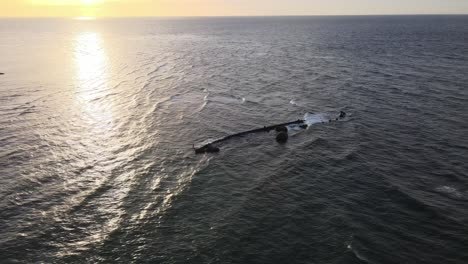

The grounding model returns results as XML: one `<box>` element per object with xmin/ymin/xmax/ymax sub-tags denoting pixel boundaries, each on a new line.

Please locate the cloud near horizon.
<box><xmin>2</xmin><ymin>0</ymin><xmax>468</xmax><ymax>17</ymax></box>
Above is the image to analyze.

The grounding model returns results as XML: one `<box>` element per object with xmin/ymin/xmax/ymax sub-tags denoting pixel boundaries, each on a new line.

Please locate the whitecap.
<box><xmin>347</xmin><ymin>239</ymin><xmax>370</xmax><ymax>263</ymax></box>
<box><xmin>285</xmin><ymin>112</ymin><xmax>328</xmax><ymax>134</ymax></box>
<box><xmin>435</xmin><ymin>186</ymin><xmax>464</xmax><ymax>199</ymax></box>
<box><xmin>303</xmin><ymin>112</ymin><xmax>328</xmax><ymax>126</ymax></box>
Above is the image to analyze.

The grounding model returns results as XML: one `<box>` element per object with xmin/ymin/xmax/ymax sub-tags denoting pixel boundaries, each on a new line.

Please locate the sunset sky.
<box><xmin>2</xmin><ymin>0</ymin><xmax>468</xmax><ymax>17</ymax></box>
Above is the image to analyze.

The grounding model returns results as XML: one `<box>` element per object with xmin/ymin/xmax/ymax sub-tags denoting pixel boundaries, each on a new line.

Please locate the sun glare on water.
<box><xmin>73</xmin><ymin>32</ymin><xmax>113</xmax><ymax>130</ymax></box>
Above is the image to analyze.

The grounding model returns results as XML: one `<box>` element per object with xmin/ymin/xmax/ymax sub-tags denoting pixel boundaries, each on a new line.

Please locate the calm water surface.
<box><xmin>1</xmin><ymin>16</ymin><xmax>468</xmax><ymax>263</ymax></box>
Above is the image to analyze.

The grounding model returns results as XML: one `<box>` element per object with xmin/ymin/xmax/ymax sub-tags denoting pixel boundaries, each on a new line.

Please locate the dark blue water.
<box><xmin>1</xmin><ymin>16</ymin><xmax>468</xmax><ymax>263</ymax></box>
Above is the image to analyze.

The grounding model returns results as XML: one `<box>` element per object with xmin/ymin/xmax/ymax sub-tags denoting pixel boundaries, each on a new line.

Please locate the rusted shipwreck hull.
<box><xmin>193</xmin><ymin>119</ymin><xmax>305</xmax><ymax>154</ymax></box>
<box><xmin>193</xmin><ymin>111</ymin><xmax>347</xmax><ymax>154</ymax></box>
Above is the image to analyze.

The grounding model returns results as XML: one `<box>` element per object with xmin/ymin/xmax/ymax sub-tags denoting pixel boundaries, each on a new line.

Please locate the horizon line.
<box><xmin>1</xmin><ymin>13</ymin><xmax>468</xmax><ymax>19</ymax></box>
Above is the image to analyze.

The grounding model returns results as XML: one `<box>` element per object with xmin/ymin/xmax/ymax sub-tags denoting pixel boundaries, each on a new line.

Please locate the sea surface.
<box><xmin>1</xmin><ymin>16</ymin><xmax>468</xmax><ymax>263</ymax></box>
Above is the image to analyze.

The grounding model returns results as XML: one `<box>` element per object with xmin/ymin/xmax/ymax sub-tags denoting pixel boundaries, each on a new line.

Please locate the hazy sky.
<box><xmin>2</xmin><ymin>0</ymin><xmax>468</xmax><ymax>17</ymax></box>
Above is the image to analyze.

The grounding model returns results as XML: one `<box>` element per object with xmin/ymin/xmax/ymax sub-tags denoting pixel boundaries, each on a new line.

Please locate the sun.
<box><xmin>31</xmin><ymin>0</ymin><xmax>101</xmax><ymax>5</ymax></box>
<box><xmin>80</xmin><ymin>0</ymin><xmax>98</xmax><ymax>5</ymax></box>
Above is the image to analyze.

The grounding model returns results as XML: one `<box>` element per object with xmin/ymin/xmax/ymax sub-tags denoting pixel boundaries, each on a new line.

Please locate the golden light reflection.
<box><xmin>74</xmin><ymin>16</ymin><xmax>96</xmax><ymax>20</ymax></box>
<box><xmin>73</xmin><ymin>32</ymin><xmax>113</xmax><ymax>131</ymax></box>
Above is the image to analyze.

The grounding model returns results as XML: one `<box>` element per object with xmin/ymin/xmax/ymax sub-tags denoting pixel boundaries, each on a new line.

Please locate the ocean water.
<box><xmin>1</xmin><ymin>16</ymin><xmax>468</xmax><ymax>263</ymax></box>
